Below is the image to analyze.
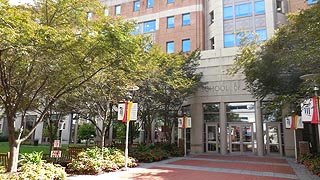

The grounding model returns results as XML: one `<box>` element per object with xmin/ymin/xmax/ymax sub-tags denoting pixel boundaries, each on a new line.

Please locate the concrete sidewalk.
<box><xmin>67</xmin><ymin>154</ymin><xmax>320</xmax><ymax>180</ymax></box>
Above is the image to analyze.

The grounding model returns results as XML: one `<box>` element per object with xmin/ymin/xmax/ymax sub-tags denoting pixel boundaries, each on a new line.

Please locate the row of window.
<box><xmin>224</xmin><ymin>29</ymin><xmax>267</xmax><ymax>47</ymax></box>
<box><xmin>132</xmin><ymin>13</ymin><xmax>190</xmax><ymax>34</ymax></box>
<box><xmin>133</xmin><ymin>0</ymin><xmax>175</xmax><ymax>12</ymax></box>
<box><xmin>166</xmin><ymin>39</ymin><xmax>190</xmax><ymax>53</ymax></box>
<box><xmin>224</xmin><ymin>0</ymin><xmax>265</xmax><ymax>19</ymax></box>
<box><xmin>132</xmin><ymin>20</ymin><xmax>156</xmax><ymax>34</ymax></box>
<box><xmin>167</xmin><ymin>13</ymin><xmax>190</xmax><ymax>28</ymax></box>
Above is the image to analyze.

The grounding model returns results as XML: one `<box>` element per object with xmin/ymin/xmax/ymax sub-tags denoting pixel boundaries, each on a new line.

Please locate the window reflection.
<box><xmin>226</xmin><ymin>102</ymin><xmax>255</xmax><ymax>122</ymax></box>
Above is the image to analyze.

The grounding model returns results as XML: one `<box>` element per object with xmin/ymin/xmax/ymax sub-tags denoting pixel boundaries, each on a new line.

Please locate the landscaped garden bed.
<box><xmin>298</xmin><ymin>153</ymin><xmax>320</xmax><ymax>176</ymax></box>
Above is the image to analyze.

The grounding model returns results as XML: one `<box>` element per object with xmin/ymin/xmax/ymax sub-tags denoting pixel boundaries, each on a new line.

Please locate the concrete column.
<box><xmin>255</xmin><ymin>100</ymin><xmax>264</xmax><ymax>156</ymax></box>
<box><xmin>219</xmin><ymin>102</ymin><xmax>227</xmax><ymax>155</ymax></box>
<box><xmin>190</xmin><ymin>103</ymin><xmax>204</xmax><ymax>152</ymax></box>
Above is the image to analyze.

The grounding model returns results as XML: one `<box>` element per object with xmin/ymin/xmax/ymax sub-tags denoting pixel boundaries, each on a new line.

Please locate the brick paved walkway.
<box><xmin>68</xmin><ymin>154</ymin><xmax>320</xmax><ymax>180</ymax></box>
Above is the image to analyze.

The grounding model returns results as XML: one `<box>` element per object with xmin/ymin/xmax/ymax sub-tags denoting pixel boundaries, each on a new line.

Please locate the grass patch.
<box><xmin>0</xmin><ymin>142</ymin><xmax>51</xmax><ymax>154</ymax></box>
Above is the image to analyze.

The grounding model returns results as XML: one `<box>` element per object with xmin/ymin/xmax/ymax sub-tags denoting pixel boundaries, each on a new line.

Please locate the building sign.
<box><xmin>53</xmin><ymin>140</ymin><xmax>60</xmax><ymax>148</ymax></box>
<box><xmin>199</xmin><ymin>80</ymin><xmax>249</xmax><ymax>96</ymax></box>
<box><xmin>50</xmin><ymin>150</ymin><xmax>61</xmax><ymax>158</ymax></box>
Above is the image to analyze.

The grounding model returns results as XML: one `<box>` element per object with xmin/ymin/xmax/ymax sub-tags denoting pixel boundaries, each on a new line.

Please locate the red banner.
<box><xmin>311</xmin><ymin>96</ymin><xmax>319</xmax><ymax>124</ymax></box>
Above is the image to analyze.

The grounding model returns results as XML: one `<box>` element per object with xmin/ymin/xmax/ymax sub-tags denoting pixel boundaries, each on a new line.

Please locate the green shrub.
<box><xmin>130</xmin><ymin>144</ymin><xmax>170</xmax><ymax>163</ymax></box>
<box><xmin>19</xmin><ymin>151</ymin><xmax>45</xmax><ymax>166</ymax></box>
<box><xmin>68</xmin><ymin>146</ymin><xmax>137</xmax><ymax>175</ymax></box>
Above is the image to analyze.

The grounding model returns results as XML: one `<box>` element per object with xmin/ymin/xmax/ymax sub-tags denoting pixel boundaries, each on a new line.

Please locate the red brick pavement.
<box><xmin>169</xmin><ymin>159</ymin><xmax>295</xmax><ymax>174</ymax></box>
<box><xmin>122</xmin><ymin>167</ymin><xmax>294</xmax><ymax>180</ymax></box>
<box><xmin>120</xmin><ymin>155</ymin><xmax>298</xmax><ymax>180</ymax></box>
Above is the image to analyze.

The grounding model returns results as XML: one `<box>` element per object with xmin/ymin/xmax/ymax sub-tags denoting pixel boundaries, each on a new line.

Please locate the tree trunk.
<box><xmin>8</xmin><ymin>141</ymin><xmax>21</xmax><ymax>173</ymax></box>
<box><xmin>6</xmin><ymin>113</ymin><xmax>20</xmax><ymax>173</ymax></box>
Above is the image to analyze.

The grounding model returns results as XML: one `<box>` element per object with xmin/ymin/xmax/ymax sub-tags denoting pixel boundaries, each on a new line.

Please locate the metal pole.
<box><xmin>125</xmin><ymin>118</ymin><xmax>129</xmax><ymax>170</ymax></box>
<box><xmin>184</xmin><ymin>127</ymin><xmax>187</xmax><ymax>157</ymax></box>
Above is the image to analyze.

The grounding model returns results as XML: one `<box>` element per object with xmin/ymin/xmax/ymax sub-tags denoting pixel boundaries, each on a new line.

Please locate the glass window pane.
<box><xmin>115</xmin><ymin>5</ymin><xmax>121</xmax><ymax>15</ymax></box>
<box><xmin>255</xmin><ymin>0</ymin><xmax>265</xmax><ymax>14</ymax></box>
<box><xmin>168</xmin><ymin>0</ymin><xmax>174</xmax><ymax>3</ymax></box>
<box><xmin>131</xmin><ymin>23</ymin><xmax>142</xmax><ymax>35</ymax></box>
<box><xmin>182</xmin><ymin>13</ymin><xmax>190</xmax><ymax>26</ymax></box>
<box><xmin>204</xmin><ymin>114</ymin><xmax>220</xmax><ymax>122</ymax></box>
<box><xmin>144</xmin><ymin>20</ymin><xmax>156</xmax><ymax>33</ymax></box>
<box><xmin>87</xmin><ymin>12</ymin><xmax>92</xmax><ymax>20</ymax></box>
<box><xmin>235</xmin><ymin>3</ymin><xmax>252</xmax><ymax>17</ymax></box>
<box><xmin>166</xmin><ymin>41</ymin><xmax>174</xmax><ymax>53</ymax></box>
<box><xmin>134</xmin><ymin>1</ymin><xmax>140</xmax><ymax>11</ymax></box>
<box><xmin>256</xmin><ymin>29</ymin><xmax>267</xmax><ymax>41</ymax></box>
<box><xmin>203</xmin><ymin>103</ymin><xmax>219</xmax><ymax>113</ymax></box>
<box><xmin>224</xmin><ymin>34</ymin><xmax>234</xmax><ymax>47</ymax></box>
<box><xmin>223</xmin><ymin>6</ymin><xmax>233</xmax><ymax>19</ymax></box>
<box><xmin>104</xmin><ymin>8</ymin><xmax>109</xmax><ymax>16</ymax></box>
<box><xmin>182</xmin><ymin>39</ymin><xmax>190</xmax><ymax>52</ymax></box>
<box><xmin>167</xmin><ymin>16</ymin><xmax>174</xmax><ymax>28</ymax></box>
<box><xmin>147</xmin><ymin>0</ymin><xmax>154</xmax><ymax>8</ymax></box>
<box><xmin>226</xmin><ymin>102</ymin><xmax>255</xmax><ymax>122</ymax></box>
<box><xmin>308</xmin><ymin>0</ymin><xmax>318</xmax><ymax>4</ymax></box>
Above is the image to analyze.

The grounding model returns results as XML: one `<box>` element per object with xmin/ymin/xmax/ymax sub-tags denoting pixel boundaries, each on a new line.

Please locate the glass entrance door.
<box><xmin>228</xmin><ymin>123</ymin><xmax>254</xmax><ymax>153</ymax></box>
<box><xmin>265</xmin><ymin>122</ymin><xmax>283</xmax><ymax>155</ymax></box>
<box><xmin>206</xmin><ymin>123</ymin><xmax>219</xmax><ymax>152</ymax></box>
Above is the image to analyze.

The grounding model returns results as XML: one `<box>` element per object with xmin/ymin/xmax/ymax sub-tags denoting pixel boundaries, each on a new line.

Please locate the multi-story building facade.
<box><xmin>101</xmin><ymin>0</ymin><xmax>319</xmax><ymax>157</ymax></box>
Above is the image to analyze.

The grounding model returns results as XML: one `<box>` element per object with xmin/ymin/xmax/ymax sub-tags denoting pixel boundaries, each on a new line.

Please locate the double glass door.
<box><xmin>206</xmin><ymin>123</ymin><xmax>219</xmax><ymax>152</ymax></box>
<box><xmin>228</xmin><ymin>123</ymin><xmax>254</xmax><ymax>153</ymax></box>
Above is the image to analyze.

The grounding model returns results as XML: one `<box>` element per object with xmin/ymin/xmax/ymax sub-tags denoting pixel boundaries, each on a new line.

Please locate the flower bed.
<box><xmin>298</xmin><ymin>153</ymin><xmax>320</xmax><ymax>176</ymax></box>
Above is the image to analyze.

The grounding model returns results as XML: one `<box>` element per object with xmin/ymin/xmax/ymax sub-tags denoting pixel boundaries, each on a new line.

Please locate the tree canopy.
<box><xmin>229</xmin><ymin>3</ymin><xmax>320</xmax><ymax>104</ymax></box>
<box><xmin>0</xmin><ymin>0</ymin><xmax>146</xmax><ymax>172</ymax></box>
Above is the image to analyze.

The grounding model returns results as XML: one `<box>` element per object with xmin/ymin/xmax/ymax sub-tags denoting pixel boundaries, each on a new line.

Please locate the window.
<box><xmin>166</xmin><ymin>41</ymin><xmax>174</xmax><ymax>53</ymax></box>
<box><xmin>167</xmin><ymin>16</ymin><xmax>174</xmax><ymax>28</ymax></box>
<box><xmin>307</xmin><ymin>0</ymin><xmax>318</xmax><ymax>5</ymax></box>
<box><xmin>182</xmin><ymin>13</ymin><xmax>190</xmax><ymax>26</ymax></box>
<box><xmin>132</xmin><ymin>23</ymin><xmax>142</xmax><ymax>35</ymax></box>
<box><xmin>115</xmin><ymin>5</ymin><xmax>121</xmax><ymax>15</ymax></box>
<box><xmin>256</xmin><ymin>29</ymin><xmax>267</xmax><ymax>41</ymax></box>
<box><xmin>104</xmin><ymin>8</ymin><xmax>109</xmax><ymax>16</ymax></box>
<box><xmin>182</xmin><ymin>39</ymin><xmax>190</xmax><ymax>52</ymax></box>
<box><xmin>224</xmin><ymin>34</ymin><xmax>234</xmax><ymax>47</ymax></box>
<box><xmin>203</xmin><ymin>103</ymin><xmax>220</xmax><ymax>122</ymax></box>
<box><xmin>209</xmin><ymin>10</ymin><xmax>214</xmax><ymax>24</ymax></box>
<box><xmin>147</xmin><ymin>0</ymin><xmax>154</xmax><ymax>8</ymax></box>
<box><xmin>134</xmin><ymin>1</ymin><xmax>140</xmax><ymax>11</ymax></box>
<box><xmin>226</xmin><ymin>102</ymin><xmax>255</xmax><ymax>122</ymax></box>
<box><xmin>87</xmin><ymin>12</ymin><xmax>92</xmax><ymax>20</ymax></box>
<box><xmin>168</xmin><ymin>0</ymin><xmax>174</xmax><ymax>3</ymax></box>
<box><xmin>254</xmin><ymin>0</ymin><xmax>265</xmax><ymax>14</ymax></box>
<box><xmin>223</xmin><ymin>6</ymin><xmax>233</xmax><ymax>19</ymax></box>
<box><xmin>235</xmin><ymin>3</ymin><xmax>252</xmax><ymax>17</ymax></box>
<box><xmin>143</xmin><ymin>20</ymin><xmax>156</xmax><ymax>33</ymax></box>
<box><xmin>236</xmin><ymin>32</ymin><xmax>254</xmax><ymax>46</ymax></box>
<box><xmin>210</xmin><ymin>37</ymin><xmax>215</xmax><ymax>49</ymax></box>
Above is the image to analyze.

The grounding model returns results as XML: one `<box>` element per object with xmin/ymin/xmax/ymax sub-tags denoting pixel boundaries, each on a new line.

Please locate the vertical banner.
<box><xmin>311</xmin><ymin>96</ymin><xmax>319</xmax><ymax>124</ymax></box>
<box><xmin>285</xmin><ymin>116</ymin><xmax>292</xmax><ymax>129</ymax></box>
<box><xmin>178</xmin><ymin>117</ymin><xmax>184</xmax><ymax>128</ymax></box>
<box><xmin>185</xmin><ymin>117</ymin><xmax>192</xmax><ymax>128</ymax></box>
<box><xmin>285</xmin><ymin>115</ymin><xmax>303</xmax><ymax>129</ymax></box>
<box><xmin>118</xmin><ymin>102</ymin><xmax>138</xmax><ymax>122</ymax></box>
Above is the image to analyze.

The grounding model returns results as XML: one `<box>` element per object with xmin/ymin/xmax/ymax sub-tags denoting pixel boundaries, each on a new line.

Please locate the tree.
<box><xmin>135</xmin><ymin>47</ymin><xmax>204</xmax><ymax>144</ymax></box>
<box><xmin>78</xmin><ymin>123</ymin><xmax>96</xmax><ymax>145</ymax></box>
<box><xmin>0</xmin><ymin>0</ymin><xmax>144</xmax><ymax>172</ymax></box>
<box><xmin>229</xmin><ymin>3</ymin><xmax>320</xmax><ymax>111</ymax></box>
